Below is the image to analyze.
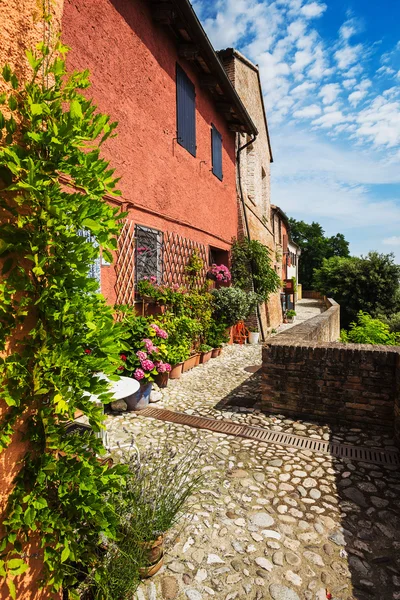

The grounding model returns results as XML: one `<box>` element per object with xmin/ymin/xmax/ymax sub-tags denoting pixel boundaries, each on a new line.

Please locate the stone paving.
<box><xmin>277</xmin><ymin>298</ymin><xmax>324</xmax><ymax>334</ymax></box>
<box><xmin>106</xmin><ymin>345</ymin><xmax>400</xmax><ymax>600</ymax></box>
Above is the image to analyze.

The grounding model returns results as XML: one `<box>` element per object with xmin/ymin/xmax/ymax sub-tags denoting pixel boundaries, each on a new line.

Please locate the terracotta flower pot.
<box><xmin>139</xmin><ymin>535</ymin><xmax>164</xmax><ymax>579</ymax></box>
<box><xmin>200</xmin><ymin>350</ymin><xmax>213</xmax><ymax>364</ymax></box>
<box><xmin>169</xmin><ymin>362</ymin><xmax>183</xmax><ymax>379</ymax></box>
<box><xmin>211</xmin><ymin>348</ymin><xmax>221</xmax><ymax>358</ymax></box>
<box><xmin>125</xmin><ymin>381</ymin><xmax>153</xmax><ymax>411</ymax></box>
<box><xmin>155</xmin><ymin>372</ymin><xmax>169</xmax><ymax>388</ymax></box>
<box><xmin>183</xmin><ymin>354</ymin><xmax>200</xmax><ymax>372</ymax></box>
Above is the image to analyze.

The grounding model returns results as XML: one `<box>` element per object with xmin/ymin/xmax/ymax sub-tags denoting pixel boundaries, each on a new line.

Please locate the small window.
<box><xmin>211</xmin><ymin>124</ymin><xmax>223</xmax><ymax>180</ymax></box>
<box><xmin>176</xmin><ymin>64</ymin><xmax>196</xmax><ymax>156</ymax></box>
<box><xmin>135</xmin><ymin>225</ymin><xmax>163</xmax><ymax>283</ymax></box>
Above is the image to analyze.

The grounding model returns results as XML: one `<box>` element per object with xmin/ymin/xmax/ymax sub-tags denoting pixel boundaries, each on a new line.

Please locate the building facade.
<box><xmin>62</xmin><ymin>0</ymin><xmax>257</xmax><ymax>305</ymax></box>
<box><xmin>218</xmin><ymin>49</ymin><xmax>283</xmax><ymax>332</ymax></box>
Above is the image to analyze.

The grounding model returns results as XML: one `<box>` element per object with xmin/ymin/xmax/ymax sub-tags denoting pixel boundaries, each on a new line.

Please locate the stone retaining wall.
<box><xmin>262</xmin><ymin>299</ymin><xmax>400</xmax><ymax>443</ymax></box>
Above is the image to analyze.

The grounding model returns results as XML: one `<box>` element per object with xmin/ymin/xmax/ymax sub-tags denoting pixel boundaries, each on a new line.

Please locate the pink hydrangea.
<box><xmin>141</xmin><ymin>359</ymin><xmax>155</xmax><ymax>371</ymax></box>
<box><xmin>136</xmin><ymin>350</ymin><xmax>147</xmax><ymax>361</ymax></box>
<box><xmin>150</xmin><ymin>276</ymin><xmax>157</xmax><ymax>283</ymax></box>
<box><xmin>143</xmin><ymin>338</ymin><xmax>154</xmax><ymax>353</ymax></box>
<box><xmin>156</xmin><ymin>362</ymin><xmax>171</xmax><ymax>373</ymax></box>
<box><xmin>134</xmin><ymin>368</ymin><xmax>145</xmax><ymax>380</ymax></box>
<box><xmin>156</xmin><ymin>328</ymin><xmax>168</xmax><ymax>339</ymax></box>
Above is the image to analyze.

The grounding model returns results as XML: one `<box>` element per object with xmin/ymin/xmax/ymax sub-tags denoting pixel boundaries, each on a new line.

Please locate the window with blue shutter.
<box><xmin>176</xmin><ymin>64</ymin><xmax>196</xmax><ymax>157</ymax></box>
<box><xmin>211</xmin><ymin>124</ymin><xmax>223</xmax><ymax>181</ymax></box>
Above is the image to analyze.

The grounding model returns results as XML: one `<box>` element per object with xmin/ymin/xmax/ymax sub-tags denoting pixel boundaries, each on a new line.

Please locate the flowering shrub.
<box><xmin>208</xmin><ymin>263</ymin><xmax>231</xmax><ymax>283</ymax></box>
<box><xmin>119</xmin><ymin>321</ymin><xmax>171</xmax><ymax>381</ymax></box>
<box><xmin>211</xmin><ymin>287</ymin><xmax>258</xmax><ymax>326</ymax></box>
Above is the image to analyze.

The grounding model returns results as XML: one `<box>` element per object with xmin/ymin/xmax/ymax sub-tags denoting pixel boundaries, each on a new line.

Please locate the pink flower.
<box><xmin>141</xmin><ymin>359</ymin><xmax>155</xmax><ymax>371</ymax></box>
<box><xmin>134</xmin><ymin>368</ymin><xmax>145</xmax><ymax>380</ymax></box>
<box><xmin>136</xmin><ymin>350</ymin><xmax>148</xmax><ymax>361</ymax></box>
<box><xmin>150</xmin><ymin>324</ymin><xmax>160</xmax><ymax>333</ymax></box>
<box><xmin>156</xmin><ymin>328</ymin><xmax>168</xmax><ymax>339</ymax></box>
<box><xmin>156</xmin><ymin>362</ymin><xmax>171</xmax><ymax>373</ymax></box>
<box><xmin>143</xmin><ymin>338</ymin><xmax>154</xmax><ymax>352</ymax></box>
<box><xmin>152</xmin><ymin>346</ymin><xmax>159</xmax><ymax>354</ymax></box>
<box><xmin>120</xmin><ymin>353</ymin><xmax>127</xmax><ymax>361</ymax></box>
<box><xmin>84</xmin><ymin>348</ymin><xmax>92</xmax><ymax>355</ymax></box>
<box><xmin>150</xmin><ymin>276</ymin><xmax>157</xmax><ymax>283</ymax></box>
<box><xmin>117</xmin><ymin>365</ymin><xmax>124</xmax><ymax>371</ymax></box>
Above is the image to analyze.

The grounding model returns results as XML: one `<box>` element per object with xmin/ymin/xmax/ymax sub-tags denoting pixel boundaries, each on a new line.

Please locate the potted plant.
<box><xmin>211</xmin><ymin>287</ymin><xmax>258</xmax><ymax>343</ymax></box>
<box><xmin>120</xmin><ymin>322</ymin><xmax>171</xmax><ymax>410</ymax></box>
<box><xmin>206</xmin><ymin>319</ymin><xmax>230</xmax><ymax>357</ymax></box>
<box><xmin>111</xmin><ymin>442</ymin><xmax>205</xmax><ymax>579</ymax></box>
<box><xmin>286</xmin><ymin>309</ymin><xmax>296</xmax><ymax>323</ymax></box>
<box><xmin>247</xmin><ymin>326</ymin><xmax>260</xmax><ymax>345</ymax></box>
<box><xmin>207</xmin><ymin>263</ymin><xmax>232</xmax><ymax>285</ymax></box>
<box><xmin>166</xmin><ymin>343</ymin><xmax>191</xmax><ymax>379</ymax></box>
<box><xmin>199</xmin><ymin>343</ymin><xmax>213</xmax><ymax>364</ymax></box>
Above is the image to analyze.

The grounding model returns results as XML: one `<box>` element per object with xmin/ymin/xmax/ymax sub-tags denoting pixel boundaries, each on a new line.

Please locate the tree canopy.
<box><xmin>288</xmin><ymin>218</ymin><xmax>350</xmax><ymax>289</ymax></box>
<box><xmin>313</xmin><ymin>252</ymin><xmax>400</xmax><ymax>327</ymax></box>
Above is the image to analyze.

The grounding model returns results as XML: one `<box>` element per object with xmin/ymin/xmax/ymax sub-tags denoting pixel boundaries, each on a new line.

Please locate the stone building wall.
<box><xmin>219</xmin><ymin>49</ymin><xmax>282</xmax><ymax>332</ymax></box>
<box><xmin>262</xmin><ymin>299</ymin><xmax>400</xmax><ymax>444</ymax></box>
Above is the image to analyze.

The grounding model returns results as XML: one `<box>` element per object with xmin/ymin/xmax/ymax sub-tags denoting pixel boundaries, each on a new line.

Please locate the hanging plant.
<box><xmin>0</xmin><ymin>41</ymin><xmax>130</xmax><ymax>597</ymax></box>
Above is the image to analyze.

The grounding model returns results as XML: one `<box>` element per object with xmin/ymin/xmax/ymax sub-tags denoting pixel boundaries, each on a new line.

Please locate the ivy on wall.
<box><xmin>0</xmin><ymin>41</ymin><xmax>129</xmax><ymax>597</ymax></box>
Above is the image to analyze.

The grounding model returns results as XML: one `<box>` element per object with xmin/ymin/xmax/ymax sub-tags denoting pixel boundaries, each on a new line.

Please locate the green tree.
<box><xmin>289</xmin><ymin>219</ymin><xmax>350</xmax><ymax>289</ymax></box>
<box><xmin>0</xmin><ymin>42</ymin><xmax>129</xmax><ymax>596</ymax></box>
<box><xmin>313</xmin><ymin>252</ymin><xmax>400</xmax><ymax>327</ymax></box>
<box><xmin>230</xmin><ymin>238</ymin><xmax>281</xmax><ymax>302</ymax></box>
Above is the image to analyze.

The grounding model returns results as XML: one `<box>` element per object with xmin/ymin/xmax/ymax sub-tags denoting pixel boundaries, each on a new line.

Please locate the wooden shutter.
<box><xmin>176</xmin><ymin>64</ymin><xmax>196</xmax><ymax>156</ymax></box>
<box><xmin>211</xmin><ymin>124</ymin><xmax>223</xmax><ymax>180</ymax></box>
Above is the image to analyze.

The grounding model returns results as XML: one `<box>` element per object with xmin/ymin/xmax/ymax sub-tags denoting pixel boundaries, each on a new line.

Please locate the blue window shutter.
<box><xmin>211</xmin><ymin>124</ymin><xmax>223</xmax><ymax>181</ymax></box>
<box><xmin>176</xmin><ymin>64</ymin><xmax>196</xmax><ymax>156</ymax></box>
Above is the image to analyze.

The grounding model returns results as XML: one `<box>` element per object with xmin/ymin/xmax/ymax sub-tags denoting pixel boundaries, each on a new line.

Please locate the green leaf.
<box><xmin>10</xmin><ymin>74</ymin><xmax>18</xmax><ymax>90</ymax></box>
<box><xmin>0</xmin><ymin>239</ymin><xmax>10</xmax><ymax>255</ymax></box>
<box><xmin>2</xmin><ymin>64</ymin><xmax>11</xmax><ymax>82</ymax></box>
<box><xmin>81</xmin><ymin>218</ymin><xmax>101</xmax><ymax>233</ymax></box>
<box><xmin>70</xmin><ymin>99</ymin><xmax>83</xmax><ymax>120</ymax></box>
<box><xmin>7</xmin><ymin>578</ymin><xmax>16</xmax><ymax>600</ymax></box>
<box><xmin>8</xmin><ymin>96</ymin><xmax>17</xmax><ymax>111</ymax></box>
<box><xmin>0</xmin><ymin>112</ymin><xmax>5</xmax><ymax>129</ymax></box>
<box><xmin>60</xmin><ymin>544</ymin><xmax>70</xmax><ymax>563</ymax></box>
<box><xmin>0</xmin><ymin>92</ymin><xmax>6</xmax><ymax>104</ymax></box>
<box><xmin>30</xmin><ymin>103</ymin><xmax>43</xmax><ymax>116</ymax></box>
<box><xmin>8</xmin><ymin>558</ymin><xmax>28</xmax><ymax>576</ymax></box>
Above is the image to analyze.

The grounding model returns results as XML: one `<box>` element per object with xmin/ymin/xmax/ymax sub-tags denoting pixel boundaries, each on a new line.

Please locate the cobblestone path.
<box><xmin>106</xmin><ymin>345</ymin><xmax>400</xmax><ymax>600</ymax></box>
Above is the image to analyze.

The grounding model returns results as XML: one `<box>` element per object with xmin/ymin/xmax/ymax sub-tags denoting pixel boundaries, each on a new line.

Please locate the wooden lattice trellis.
<box><xmin>163</xmin><ymin>231</ymin><xmax>208</xmax><ymax>289</ymax></box>
<box><xmin>114</xmin><ymin>223</ymin><xmax>209</xmax><ymax>304</ymax></box>
<box><xmin>115</xmin><ymin>220</ymin><xmax>136</xmax><ymax>305</ymax></box>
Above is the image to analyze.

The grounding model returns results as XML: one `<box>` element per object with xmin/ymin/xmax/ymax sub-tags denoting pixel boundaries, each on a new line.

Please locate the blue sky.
<box><xmin>193</xmin><ymin>0</ymin><xmax>400</xmax><ymax>261</ymax></box>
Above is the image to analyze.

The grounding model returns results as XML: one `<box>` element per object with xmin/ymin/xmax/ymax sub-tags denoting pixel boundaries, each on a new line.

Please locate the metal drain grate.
<box><xmin>139</xmin><ymin>407</ymin><xmax>400</xmax><ymax>467</ymax></box>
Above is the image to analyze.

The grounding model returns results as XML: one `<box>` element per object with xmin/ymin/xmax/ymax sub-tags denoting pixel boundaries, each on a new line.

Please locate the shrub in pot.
<box><xmin>286</xmin><ymin>309</ymin><xmax>296</xmax><ymax>323</ymax></box>
<box><xmin>205</xmin><ymin>319</ymin><xmax>230</xmax><ymax>356</ymax></box>
<box><xmin>199</xmin><ymin>343</ymin><xmax>213</xmax><ymax>364</ymax></box>
<box><xmin>211</xmin><ymin>287</ymin><xmax>258</xmax><ymax>327</ymax></box>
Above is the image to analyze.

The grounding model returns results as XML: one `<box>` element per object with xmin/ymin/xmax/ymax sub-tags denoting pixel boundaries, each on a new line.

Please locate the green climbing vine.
<box><xmin>0</xmin><ymin>41</ymin><xmax>129</xmax><ymax>597</ymax></box>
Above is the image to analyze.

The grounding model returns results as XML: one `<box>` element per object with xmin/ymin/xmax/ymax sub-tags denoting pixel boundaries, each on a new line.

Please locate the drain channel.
<box><xmin>139</xmin><ymin>407</ymin><xmax>400</xmax><ymax>467</ymax></box>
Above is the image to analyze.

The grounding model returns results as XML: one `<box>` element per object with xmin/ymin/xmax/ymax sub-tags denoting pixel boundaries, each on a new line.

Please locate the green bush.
<box><xmin>340</xmin><ymin>311</ymin><xmax>400</xmax><ymax>345</ymax></box>
<box><xmin>231</xmin><ymin>238</ymin><xmax>281</xmax><ymax>301</ymax></box>
<box><xmin>205</xmin><ymin>319</ymin><xmax>230</xmax><ymax>348</ymax></box>
<box><xmin>211</xmin><ymin>287</ymin><xmax>258</xmax><ymax>327</ymax></box>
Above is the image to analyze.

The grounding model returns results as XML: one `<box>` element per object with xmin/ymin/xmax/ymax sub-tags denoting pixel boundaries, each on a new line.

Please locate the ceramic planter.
<box><xmin>287</xmin><ymin>317</ymin><xmax>295</xmax><ymax>323</ymax></box>
<box><xmin>200</xmin><ymin>350</ymin><xmax>213</xmax><ymax>364</ymax></box>
<box><xmin>125</xmin><ymin>381</ymin><xmax>153</xmax><ymax>411</ymax></box>
<box><xmin>183</xmin><ymin>354</ymin><xmax>200</xmax><ymax>372</ymax></box>
<box><xmin>248</xmin><ymin>331</ymin><xmax>260</xmax><ymax>345</ymax></box>
<box><xmin>155</xmin><ymin>372</ymin><xmax>169</xmax><ymax>388</ymax></box>
<box><xmin>211</xmin><ymin>348</ymin><xmax>222</xmax><ymax>358</ymax></box>
<box><xmin>169</xmin><ymin>362</ymin><xmax>183</xmax><ymax>379</ymax></box>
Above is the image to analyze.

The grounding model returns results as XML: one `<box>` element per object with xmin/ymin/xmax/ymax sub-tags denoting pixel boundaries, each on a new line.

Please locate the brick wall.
<box><xmin>262</xmin><ymin>299</ymin><xmax>400</xmax><ymax>444</ymax></box>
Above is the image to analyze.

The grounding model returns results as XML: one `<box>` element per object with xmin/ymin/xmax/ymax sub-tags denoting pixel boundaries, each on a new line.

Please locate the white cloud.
<box><xmin>348</xmin><ymin>90</ymin><xmax>367</xmax><ymax>106</ymax></box>
<box><xmin>334</xmin><ymin>44</ymin><xmax>364</xmax><ymax>69</ymax></box>
<box><xmin>313</xmin><ymin>110</ymin><xmax>349</xmax><ymax>128</ymax></box>
<box><xmin>356</xmin><ymin>94</ymin><xmax>400</xmax><ymax>147</ymax></box>
<box><xmin>383</xmin><ymin>236</ymin><xmax>400</xmax><ymax>246</ymax></box>
<box><xmin>319</xmin><ymin>83</ymin><xmax>341</xmax><ymax>104</ymax></box>
<box><xmin>291</xmin><ymin>81</ymin><xmax>317</xmax><ymax>95</ymax></box>
<box><xmin>293</xmin><ymin>104</ymin><xmax>322</xmax><ymax>118</ymax></box>
<box><xmin>300</xmin><ymin>2</ymin><xmax>327</xmax><ymax>19</ymax></box>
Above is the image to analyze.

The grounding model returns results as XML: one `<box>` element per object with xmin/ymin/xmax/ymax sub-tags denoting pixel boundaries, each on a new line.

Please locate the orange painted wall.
<box><xmin>61</xmin><ymin>0</ymin><xmax>238</xmax><ymax>304</ymax></box>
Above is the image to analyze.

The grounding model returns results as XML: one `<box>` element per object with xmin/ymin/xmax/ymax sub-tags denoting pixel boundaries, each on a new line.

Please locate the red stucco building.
<box><xmin>62</xmin><ymin>0</ymin><xmax>257</xmax><ymax>304</ymax></box>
